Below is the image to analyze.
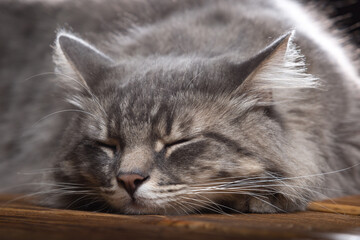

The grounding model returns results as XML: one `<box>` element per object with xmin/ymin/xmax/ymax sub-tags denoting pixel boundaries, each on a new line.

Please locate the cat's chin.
<box><xmin>120</xmin><ymin>200</ymin><xmax>180</xmax><ymax>215</ymax></box>
<box><xmin>103</xmin><ymin>194</ymin><xmax>168</xmax><ymax>215</ymax></box>
<box><xmin>106</xmin><ymin>194</ymin><xmax>196</xmax><ymax>215</ymax></box>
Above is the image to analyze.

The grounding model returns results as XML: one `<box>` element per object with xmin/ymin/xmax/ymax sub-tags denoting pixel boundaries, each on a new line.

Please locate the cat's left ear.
<box><xmin>230</xmin><ymin>31</ymin><xmax>318</xmax><ymax>103</ymax></box>
<box><xmin>53</xmin><ymin>31</ymin><xmax>114</xmax><ymax>92</ymax></box>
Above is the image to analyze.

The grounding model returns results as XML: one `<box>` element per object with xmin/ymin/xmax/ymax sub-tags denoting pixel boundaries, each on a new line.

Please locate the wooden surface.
<box><xmin>0</xmin><ymin>195</ymin><xmax>359</xmax><ymax>240</ymax></box>
<box><xmin>308</xmin><ymin>194</ymin><xmax>360</xmax><ymax>215</ymax></box>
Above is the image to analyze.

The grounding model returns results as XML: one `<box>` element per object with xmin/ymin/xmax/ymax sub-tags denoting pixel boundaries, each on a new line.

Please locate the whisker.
<box><xmin>180</xmin><ymin>196</ymin><xmax>226</xmax><ymax>215</ymax></box>
<box><xmin>192</xmin><ymin>176</ymin><xmax>277</xmax><ymax>186</ymax></box>
<box><xmin>194</xmin><ymin>193</ymin><xmax>243</xmax><ymax>215</ymax></box>
<box><xmin>22</xmin><ymin>72</ymin><xmax>65</xmax><ymax>83</ymax></box>
<box><xmin>167</xmin><ymin>202</ymin><xmax>183</xmax><ymax>215</ymax></box>
<box><xmin>29</xmin><ymin>109</ymin><xmax>98</xmax><ymax>130</ymax></box>
<box><xmin>22</xmin><ymin>71</ymin><xmax>108</xmax><ymax>118</ymax></box>
<box><xmin>0</xmin><ymin>182</ymin><xmax>86</xmax><ymax>193</ymax></box>
<box><xmin>95</xmin><ymin>201</ymin><xmax>112</xmax><ymax>213</ymax></box>
<box><xmin>0</xmin><ymin>188</ymin><xmax>96</xmax><ymax>208</ymax></box>
<box><xmin>16</xmin><ymin>168</ymin><xmax>62</xmax><ymax>175</ymax></box>
<box><xmin>181</xmin><ymin>196</ymin><xmax>226</xmax><ymax>215</ymax></box>
<box><xmin>249</xmin><ymin>194</ymin><xmax>287</xmax><ymax>213</ymax></box>
<box><xmin>75</xmin><ymin>197</ymin><xmax>104</xmax><ymax>211</ymax></box>
<box><xmin>194</xmin><ymin>162</ymin><xmax>360</xmax><ymax>188</ymax></box>
<box><xmin>64</xmin><ymin>194</ymin><xmax>97</xmax><ymax>210</ymax></box>
<box><xmin>171</xmin><ymin>200</ymin><xmax>193</xmax><ymax>215</ymax></box>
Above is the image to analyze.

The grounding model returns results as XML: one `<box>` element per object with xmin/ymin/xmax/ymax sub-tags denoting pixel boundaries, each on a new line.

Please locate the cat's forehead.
<box><xmin>105</xmin><ymin>59</ymin><xmax>204</xmax><ymax>114</ymax></box>
<box><xmin>107</xmin><ymin>85</ymin><xmax>194</xmax><ymax>142</ymax></box>
<box><xmin>106</xmin><ymin>58</ymin><xmax>231</xmax><ymax>106</ymax></box>
<box><xmin>99</xmin><ymin>58</ymin><xmax>243</xmax><ymax>142</ymax></box>
<box><xmin>109</xmin><ymin>56</ymin><xmax>215</xmax><ymax>87</ymax></box>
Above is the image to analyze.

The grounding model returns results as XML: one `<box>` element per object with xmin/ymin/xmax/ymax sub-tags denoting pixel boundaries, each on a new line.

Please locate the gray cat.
<box><xmin>0</xmin><ymin>0</ymin><xmax>359</xmax><ymax>214</ymax></box>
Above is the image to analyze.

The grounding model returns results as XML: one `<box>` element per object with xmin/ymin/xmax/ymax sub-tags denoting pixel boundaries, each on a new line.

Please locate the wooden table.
<box><xmin>0</xmin><ymin>195</ymin><xmax>359</xmax><ymax>240</ymax></box>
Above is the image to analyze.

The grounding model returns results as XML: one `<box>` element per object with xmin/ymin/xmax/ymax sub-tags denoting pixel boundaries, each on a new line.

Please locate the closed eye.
<box><xmin>96</xmin><ymin>140</ymin><xmax>118</xmax><ymax>153</ymax></box>
<box><xmin>164</xmin><ymin>138</ymin><xmax>192</xmax><ymax>149</ymax></box>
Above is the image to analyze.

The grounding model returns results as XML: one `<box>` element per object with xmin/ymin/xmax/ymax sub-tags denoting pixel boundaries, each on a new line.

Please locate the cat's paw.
<box><xmin>248</xmin><ymin>197</ymin><xmax>279</xmax><ymax>213</ymax></box>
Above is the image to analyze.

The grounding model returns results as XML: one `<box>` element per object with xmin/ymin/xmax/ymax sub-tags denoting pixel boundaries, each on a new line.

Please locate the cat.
<box><xmin>0</xmin><ymin>0</ymin><xmax>359</xmax><ymax>215</ymax></box>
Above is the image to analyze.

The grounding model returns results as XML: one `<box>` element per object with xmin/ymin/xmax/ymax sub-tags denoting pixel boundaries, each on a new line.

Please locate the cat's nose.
<box><xmin>117</xmin><ymin>173</ymin><xmax>148</xmax><ymax>197</ymax></box>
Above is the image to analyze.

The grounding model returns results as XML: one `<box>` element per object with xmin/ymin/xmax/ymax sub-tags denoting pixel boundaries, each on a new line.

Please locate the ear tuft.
<box><xmin>257</xmin><ymin>31</ymin><xmax>319</xmax><ymax>89</ymax></box>
<box><xmin>234</xmin><ymin>31</ymin><xmax>319</xmax><ymax>104</ymax></box>
<box><xmin>53</xmin><ymin>30</ymin><xmax>114</xmax><ymax>92</ymax></box>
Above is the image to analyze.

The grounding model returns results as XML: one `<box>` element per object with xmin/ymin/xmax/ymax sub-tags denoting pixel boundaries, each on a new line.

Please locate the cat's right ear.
<box><xmin>53</xmin><ymin>31</ymin><xmax>114</xmax><ymax>92</ymax></box>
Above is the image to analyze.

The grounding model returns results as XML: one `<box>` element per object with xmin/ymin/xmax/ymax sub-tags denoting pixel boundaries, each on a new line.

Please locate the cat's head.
<box><xmin>49</xmin><ymin>30</ymin><xmax>320</xmax><ymax>214</ymax></box>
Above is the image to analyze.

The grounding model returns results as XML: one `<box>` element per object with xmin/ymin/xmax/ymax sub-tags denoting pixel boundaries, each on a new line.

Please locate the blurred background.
<box><xmin>306</xmin><ymin>0</ymin><xmax>359</xmax><ymax>45</ymax></box>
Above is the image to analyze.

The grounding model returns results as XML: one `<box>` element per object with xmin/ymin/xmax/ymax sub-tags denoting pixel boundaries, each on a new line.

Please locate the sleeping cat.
<box><xmin>0</xmin><ymin>0</ymin><xmax>359</xmax><ymax>214</ymax></box>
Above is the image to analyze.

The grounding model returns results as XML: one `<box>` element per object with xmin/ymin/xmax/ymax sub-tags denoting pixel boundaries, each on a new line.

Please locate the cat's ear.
<box><xmin>231</xmin><ymin>31</ymin><xmax>318</xmax><ymax>104</ymax></box>
<box><xmin>53</xmin><ymin>31</ymin><xmax>114</xmax><ymax>92</ymax></box>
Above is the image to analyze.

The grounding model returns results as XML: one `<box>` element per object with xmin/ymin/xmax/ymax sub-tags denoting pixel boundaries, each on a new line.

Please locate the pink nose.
<box><xmin>117</xmin><ymin>173</ymin><xmax>148</xmax><ymax>197</ymax></box>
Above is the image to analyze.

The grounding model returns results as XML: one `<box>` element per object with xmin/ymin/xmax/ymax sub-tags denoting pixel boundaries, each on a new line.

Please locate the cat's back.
<box><xmin>108</xmin><ymin>0</ymin><xmax>359</xmax><ymax>130</ymax></box>
<box><xmin>106</xmin><ymin>0</ymin><xmax>359</xmax><ymax>106</ymax></box>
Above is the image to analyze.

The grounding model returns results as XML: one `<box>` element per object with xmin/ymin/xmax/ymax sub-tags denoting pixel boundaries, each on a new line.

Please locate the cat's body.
<box><xmin>0</xmin><ymin>0</ymin><xmax>359</xmax><ymax>214</ymax></box>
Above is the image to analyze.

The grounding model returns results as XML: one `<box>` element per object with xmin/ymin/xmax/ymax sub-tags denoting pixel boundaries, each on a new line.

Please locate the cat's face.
<box><xmin>50</xmin><ymin>32</ymin><xmax>319</xmax><ymax>214</ymax></box>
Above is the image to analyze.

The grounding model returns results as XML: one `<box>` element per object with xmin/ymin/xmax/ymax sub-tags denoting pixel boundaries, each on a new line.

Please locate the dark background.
<box><xmin>306</xmin><ymin>0</ymin><xmax>360</xmax><ymax>45</ymax></box>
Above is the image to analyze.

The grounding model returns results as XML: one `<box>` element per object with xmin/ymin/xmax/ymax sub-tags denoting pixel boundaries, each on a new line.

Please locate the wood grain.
<box><xmin>0</xmin><ymin>195</ymin><xmax>359</xmax><ymax>240</ymax></box>
<box><xmin>307</xmin><ymin>195</ymin><xmax>360</xmax><ymax>215</ymax></box>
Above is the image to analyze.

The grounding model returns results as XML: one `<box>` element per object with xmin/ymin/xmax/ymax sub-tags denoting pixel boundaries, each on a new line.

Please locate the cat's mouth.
<box><xmin>102</xmin><ymin>180</ymin><xmax>224</xmax><ymax>215</ymax></box>
<box><xmin>110</xmin><ymin>187</ymin><xmax>190</xmax><ymax>215</ymax></box>
<box><xmin>101</xmin><ymin>189</ymin><xmax>168</xmax><ymax>214</ymax></box>
<box><xmin>127</xmin><ymin>199</ymin><xmax>146</xmax><ymax>211</ymax></box>
<box><xmin>123</xmin><ymin>197</ymin><xmax>168</xmax><ymax>214</ymax></box>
